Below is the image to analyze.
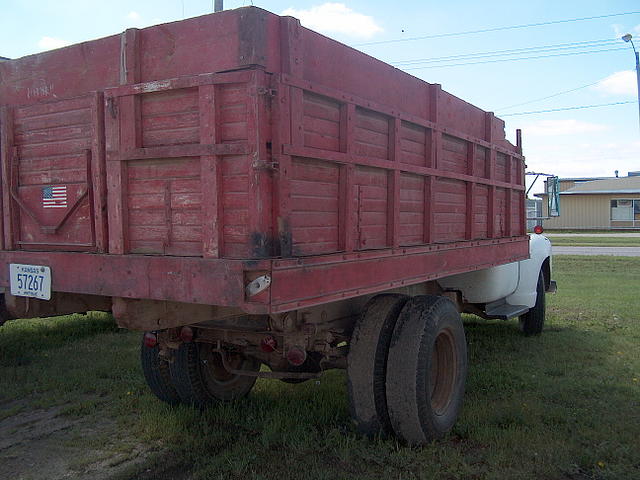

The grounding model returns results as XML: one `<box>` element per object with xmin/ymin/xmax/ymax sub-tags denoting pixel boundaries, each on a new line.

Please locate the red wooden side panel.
<box><xmin>218</xmin><ymin>84</ymin><xmax>249</xmax><ymax>143</ymax></box>
<box><xmin>221</xmin><ymin>155</ymin><xmax>250</xmax><ymax>258</ymax></box>
<box><xmin>219</xmin><ymin>83</ymin><xmax>251</xmax><ymax>258</ymax></box>
<box><xmin>494</xmin><ymin>187</ymin><xmax>508</xmax><ymax>237</ymax></box>
<box><xmin>140</xmin><ymin>88</ymin><xmax>200</xmax><ymax>147</ymax></box>
<box><xmin>10</xmin><ymin>96</ymin><xmax>102</xmax><ymax>250</ymax></box>
<box><xmin>127</xmin><ymin>157</ymin><xmax>202</xmax><ymax>256</ymax></box>
<box><xmin>510</xmin><ymin>189</ymin><xmax>522</xmax><ymax>237</ymax></box>
<box><xmin>474</xmin><ymin>145</ymin><xmax>488</xmax><ymax>179</ymax></box>
<box><xmin>399</xmin><ymin>121</ymin><xmax>427</xmax><ymax>167</ymax></box>
<box><xmin>473</xmin><ymin>184</ymin><xmax>489</xmax><ymax>239</ymax></box>
<box><xmin>289</xmin><ymin>157</ymin><xmax>340</xmax><ymax>255</ymax></box>
<box><xmin>495</xmin><ymin>152</ymin><xmax>509</xmax><ymax>183</ymax></box>
<box><xmin>104</xmin><ymin>72</ymin><xmax>257</xmax><ymax>259</ymax></box>
<box><xmin>354</xmin><ymin>108</ymin><xmax>389</xmax><ymax>160</ymax></box>
<box><xmin>355</xmin><ymin>166</ymin><xmax>388</xmax><ymax>249</ymax></box>
<box><xmin>440</xmin><ymin>134</ymin><xmax>468</xmax><ymax>175</ymax></box>
<box><xmin>302</xmin><ymin>92</ymin><xmax>341</xmax><ymax>151</ymax></box>
<box><xmin>433</xmin><ymin>178</ymin><xmax>467</xmax><ymax>243</ymax></box>
<box><xmin>398</xmin><ymin>173</ymin><xmax>424</xmax><ymax>246</ymax></box>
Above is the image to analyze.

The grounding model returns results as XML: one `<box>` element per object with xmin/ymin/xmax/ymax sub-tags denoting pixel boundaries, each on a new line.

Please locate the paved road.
<box><xmin>547</xmin><ymin>233</ymin><xmax>640</xmax><ymax>237</ymax></box>
<box><xmin>553</xmin><ymin>246</ymin><xmax>640</xmax><ymax>256</ymax></box>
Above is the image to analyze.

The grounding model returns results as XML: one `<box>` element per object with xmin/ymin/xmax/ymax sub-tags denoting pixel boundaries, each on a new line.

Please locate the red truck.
<box><xmin>0</xmin><ymin>7</ymin><xmax>554</xmax><ymax>445</ymax></box>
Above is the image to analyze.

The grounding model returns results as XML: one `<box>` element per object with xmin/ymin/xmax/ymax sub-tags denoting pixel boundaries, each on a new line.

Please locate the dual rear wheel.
<box><xmin>348</xmin><ymin>294</ymin><xmax>468</xmax><ymax>445</ymax></box>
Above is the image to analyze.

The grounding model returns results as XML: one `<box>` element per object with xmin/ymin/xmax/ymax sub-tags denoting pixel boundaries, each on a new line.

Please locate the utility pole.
<box><xmin>214</xmin><ymin>0</ymin><xmax>223</xmax><ymax>12</ymax></box>
<box><xmin>622</xmin><ymin>34</ymin><xmax>640</xmax><ymax>132</ymax></box>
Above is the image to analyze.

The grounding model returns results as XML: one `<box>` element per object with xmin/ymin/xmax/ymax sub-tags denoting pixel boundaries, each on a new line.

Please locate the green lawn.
<box><xmin>1</xmin><ymin>256</ymin><xmax>639</xmax><ymax>479</ymax></box>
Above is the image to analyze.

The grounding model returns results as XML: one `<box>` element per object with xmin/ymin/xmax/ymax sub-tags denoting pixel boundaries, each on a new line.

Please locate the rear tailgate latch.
<box><xmin>257</xmin><ymin>87</ymin><xmax>277</xmax><ymax>97</ymax></box>
<box><xmin>252</xmin><ymin>160</ymin><xmax>279</xmax><ymax>172</ymax></box>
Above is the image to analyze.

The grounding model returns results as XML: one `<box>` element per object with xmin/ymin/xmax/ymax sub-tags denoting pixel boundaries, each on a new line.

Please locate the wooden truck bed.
<box><xmin>0</xmin><ymin>7</ymin><xmax>528</xmax><ymax>315</ymax></box>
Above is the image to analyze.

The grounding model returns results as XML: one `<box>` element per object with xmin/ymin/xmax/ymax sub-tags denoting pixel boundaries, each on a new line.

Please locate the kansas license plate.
<box><xmin>9</xmin><ymin>264</ymin><xmax>52</xmax><ymax>300</ymax></box>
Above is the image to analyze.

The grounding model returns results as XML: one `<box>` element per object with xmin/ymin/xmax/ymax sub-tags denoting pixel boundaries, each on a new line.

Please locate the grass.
<box><xmin>547</xmin><ymin>236</ymin><xmax>640</xmax><ymax>247</ymax></box>
<box><xmin>1</xmin><ymin>256</ymin><xmax>639</xmax><ymax>479</ymax></box>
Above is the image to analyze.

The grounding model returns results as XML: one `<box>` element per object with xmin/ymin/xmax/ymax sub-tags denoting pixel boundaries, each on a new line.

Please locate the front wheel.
<box><xmin>385</xmin><ymin>296</ymin><xmax>468</xmax><ymax>445</ymax></box>
<box><xmin>519</xmin><ymin>270</ymin><xmax>546</xmax><ymax>336</ymax></box>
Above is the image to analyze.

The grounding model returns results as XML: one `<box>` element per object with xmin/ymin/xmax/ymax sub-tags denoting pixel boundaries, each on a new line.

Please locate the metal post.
<box><xmin>622</xmin><ymin>34</ymin><xmax>640</xmax><ymax>132</ymax></box>
<box><xmin>214</xmin><ymin>0</ymin><xmax>223</xmax><ymax>12</ymax></box>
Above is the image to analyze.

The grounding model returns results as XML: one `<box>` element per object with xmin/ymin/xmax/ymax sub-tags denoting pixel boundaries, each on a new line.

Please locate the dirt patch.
<box><xmin>0</xmin><ymin>403</ymin><xmax>156</xmax><ymax>480</ymax></box>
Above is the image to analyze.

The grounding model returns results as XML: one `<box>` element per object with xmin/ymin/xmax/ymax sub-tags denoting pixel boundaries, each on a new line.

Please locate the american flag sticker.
<box><xmin>42</xmin><ymin>185</ymin><xmax>68</xmax><ymax>208</ymax></box>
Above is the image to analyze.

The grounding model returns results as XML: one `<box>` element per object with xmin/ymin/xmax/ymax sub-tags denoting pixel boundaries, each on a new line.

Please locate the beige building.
<box><xmin>537</xmin><ymin>175</ymin><xmax>640</xmax><ymax>230</ymax></box>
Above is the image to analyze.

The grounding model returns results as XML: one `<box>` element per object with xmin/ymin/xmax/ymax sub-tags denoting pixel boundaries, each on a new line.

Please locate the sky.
<box><xmin>1</xmin><ymin>0</ymin><xmax>639</xmax><ymax>195</ymax></box>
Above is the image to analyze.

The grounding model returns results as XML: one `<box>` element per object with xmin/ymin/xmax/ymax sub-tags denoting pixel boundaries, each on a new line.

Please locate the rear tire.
<box><xmin>170</xmin><ymin>342</ymin><xmax>260</xmax><ymax>408</ymax></box>
<box><xmin>386</xmin><ymin>295</ymin><xmax>467</xmax><ymax>445</ymax></box>
<box><xmin>140</xmin><ymin>335</ymin><xmax>181</xmax><ymax>405</ymax></box>
<box><xmin>519</xmin><ymin>270</ymin><xmax>546</xmax><ymax>336</ymax></box>
<box><xmin>347</xmin><ymin>294</ymin><xmax>409</xmax><ymax>436</ymax></box>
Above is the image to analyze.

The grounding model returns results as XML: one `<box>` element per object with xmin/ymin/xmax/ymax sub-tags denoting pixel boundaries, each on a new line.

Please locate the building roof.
<box><xmin>560</xmin><ymin>176</ymin><xmax>640</xmax><ymax>195</ymax></box>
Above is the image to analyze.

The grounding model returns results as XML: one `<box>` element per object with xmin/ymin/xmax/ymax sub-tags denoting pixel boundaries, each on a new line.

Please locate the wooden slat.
<box><xmin>423</xmin><ymin>175</ymin><xmax>434</xmax><ymax>244</ymax></box>
<box><xmin>116</xmin><ymin>143</ymin><xmax>250</xmax><ymax>161</ymax></box>
<box><xmin>282</xmin><ymin>75</ymin><xmax>524</xmax><ymax>161</ymax></box>
<box><xmin>466</xmin><ymin>182</ymin><xmax>475</xmax><ymax>240</ymax></box>
<box><xmin>199</xmin><ymin>84</ymin><xmax>220</xmax><ymax>258</ymax></box>
<box><xmin>106</xmin><ymin>71</ymin><xmax>253</xmax><ymax>98</ymax></box>
<box><xmin>282</xmin><ymin>145</ymin><xmax>525</xmax><ymax>192</ymax></box>
<box><xmin>290</xmin><ymin>87</ymin><xmax>304</xmax><ymax>146</ymax></box>
<box><xmin>487</xmin><ymin>185</ymin><xmax>496</xmax><ymax>239</ymax></box>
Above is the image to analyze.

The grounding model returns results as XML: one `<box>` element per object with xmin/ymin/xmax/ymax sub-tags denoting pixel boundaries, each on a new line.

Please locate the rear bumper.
<box><xmin>0</xmin><ymin>250</ymin><xmax>270</xmax><ymax>313</ymax></box>
<box><xmin>0</xmin><ymin>237</ymin><xmax>529</xmax><ymax>315</ymax></box>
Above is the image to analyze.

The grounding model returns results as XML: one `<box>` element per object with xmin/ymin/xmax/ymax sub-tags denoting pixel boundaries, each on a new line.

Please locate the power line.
<box><xmin>401</xmin><ymin>47</ymin><xmax>627</xmax><ymax>70</ymax></box>
<box><xmin>355</xmin><ymin>11</ymin><xmax>640</xmax><ymax>47</ymax></box>
<box><xmin>500</xmin><ymin>101</ymin><xmax>635</xmax><ymax>117</ymax></box>
<box><xmin>392</xmin><ymin>38</ymin><xmax>618</xmax><ymax>66</ymax></box>
<box><xmin>496</xmin><ymin>80</ymin><xmax>606</xmax><ymax>112</ymax></box>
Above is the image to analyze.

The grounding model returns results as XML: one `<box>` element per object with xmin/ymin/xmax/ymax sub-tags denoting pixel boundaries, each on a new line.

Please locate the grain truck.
<box><xmin>0</xmin><ymin>7</ymin><xmax>555</xmax><ymax>445</ymax></box>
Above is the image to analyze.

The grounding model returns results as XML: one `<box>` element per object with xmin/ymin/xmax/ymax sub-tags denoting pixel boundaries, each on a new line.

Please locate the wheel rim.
<box><xmin>199</xmin><ymin>344</ymin><xmax>242</xmax><ymax>386</ymax></box>
<box><xmin>428</xmin><ymin>328</ymin><xmax>457</xmax><ymax>416</ymax></box>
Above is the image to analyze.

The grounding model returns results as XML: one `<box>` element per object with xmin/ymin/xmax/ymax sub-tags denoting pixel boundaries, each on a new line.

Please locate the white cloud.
<box><xmin>611</xmin><ymin>23</ymin><xmax>640</xmax><ymax>39</ymax></box>
<box><xmin>522</xmin><ymin>140</ymin><xmax>640</xmax><ymax>194</ymax></box>
<box><xmin>595</xmin><ymin>71</ymin><xmax>637</xmax><ymax>97</ymax></box>
<box><xmin>522</xmin><ymin>119</ymin><xmax>609</xmax><ymax>137</ymax></box>
<box><xmin>37</xmin><ymin>36</ymin><xmax>70</xmax><ymax>51</ymax></box>
<box><xmin>281</xmin><ymin>3</ymin><xmax>383</xmax><ymax>39</ymax></box>
<box><xmin>126</xmin><ymin>11</ymin><xmax>141</xmax><ymax>21</ymax></box>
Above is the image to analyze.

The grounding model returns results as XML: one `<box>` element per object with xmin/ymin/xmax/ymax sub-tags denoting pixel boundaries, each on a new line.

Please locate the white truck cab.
<box><xmin>439</xmin><ymin>232</ymin><xmax>556</xmax><ymax>334</ymax></box>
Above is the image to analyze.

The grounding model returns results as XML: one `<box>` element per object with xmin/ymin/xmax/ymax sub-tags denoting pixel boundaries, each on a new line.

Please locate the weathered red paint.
<box><xmin>0</xmin><ymin>7</ymin><xmax>528</xmax><ymax>316</ymax></box>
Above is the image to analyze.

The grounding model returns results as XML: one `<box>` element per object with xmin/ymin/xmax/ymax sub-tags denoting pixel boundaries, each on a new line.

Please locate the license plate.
<box><xmin>9</xmin><ymin>264</ymin><xmax>52</xmax><ymax>300</ymax></box>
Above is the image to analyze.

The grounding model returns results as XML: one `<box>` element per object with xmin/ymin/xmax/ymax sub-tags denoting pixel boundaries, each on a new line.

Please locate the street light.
<box><xmin>622</xmin><ymin>33</ymin><xmax>640</xmax><ymax>131</ymax></box>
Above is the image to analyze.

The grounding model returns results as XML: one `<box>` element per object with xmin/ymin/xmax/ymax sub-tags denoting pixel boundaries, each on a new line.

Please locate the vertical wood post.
<box><xmin>339</xmin><ymin>103</ymin><xmax>356</xmax><ymax>252</ymax></box>
<box><xmin>0</xmin><ymin>107</ymin><xmax>14</xmax><ymax>249</ymax></box>
<box><xmin>387</xmin><ymin>117</ymin><xmax>401</xmax><ymax>248</ymax></box>
<box><xmin>485</xmin><ymin>112</ymin><xmax>496</xmax><ymax>238</ymax></box>
<box><xmin>90</xmin><ymin>92</ymin><xmax>108</xmax><ymax>252</ymax></box>
<box><xmin>199</xmin><ymin>84</ymin><xmax>221</xmax><ymax>258</ymax></box>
